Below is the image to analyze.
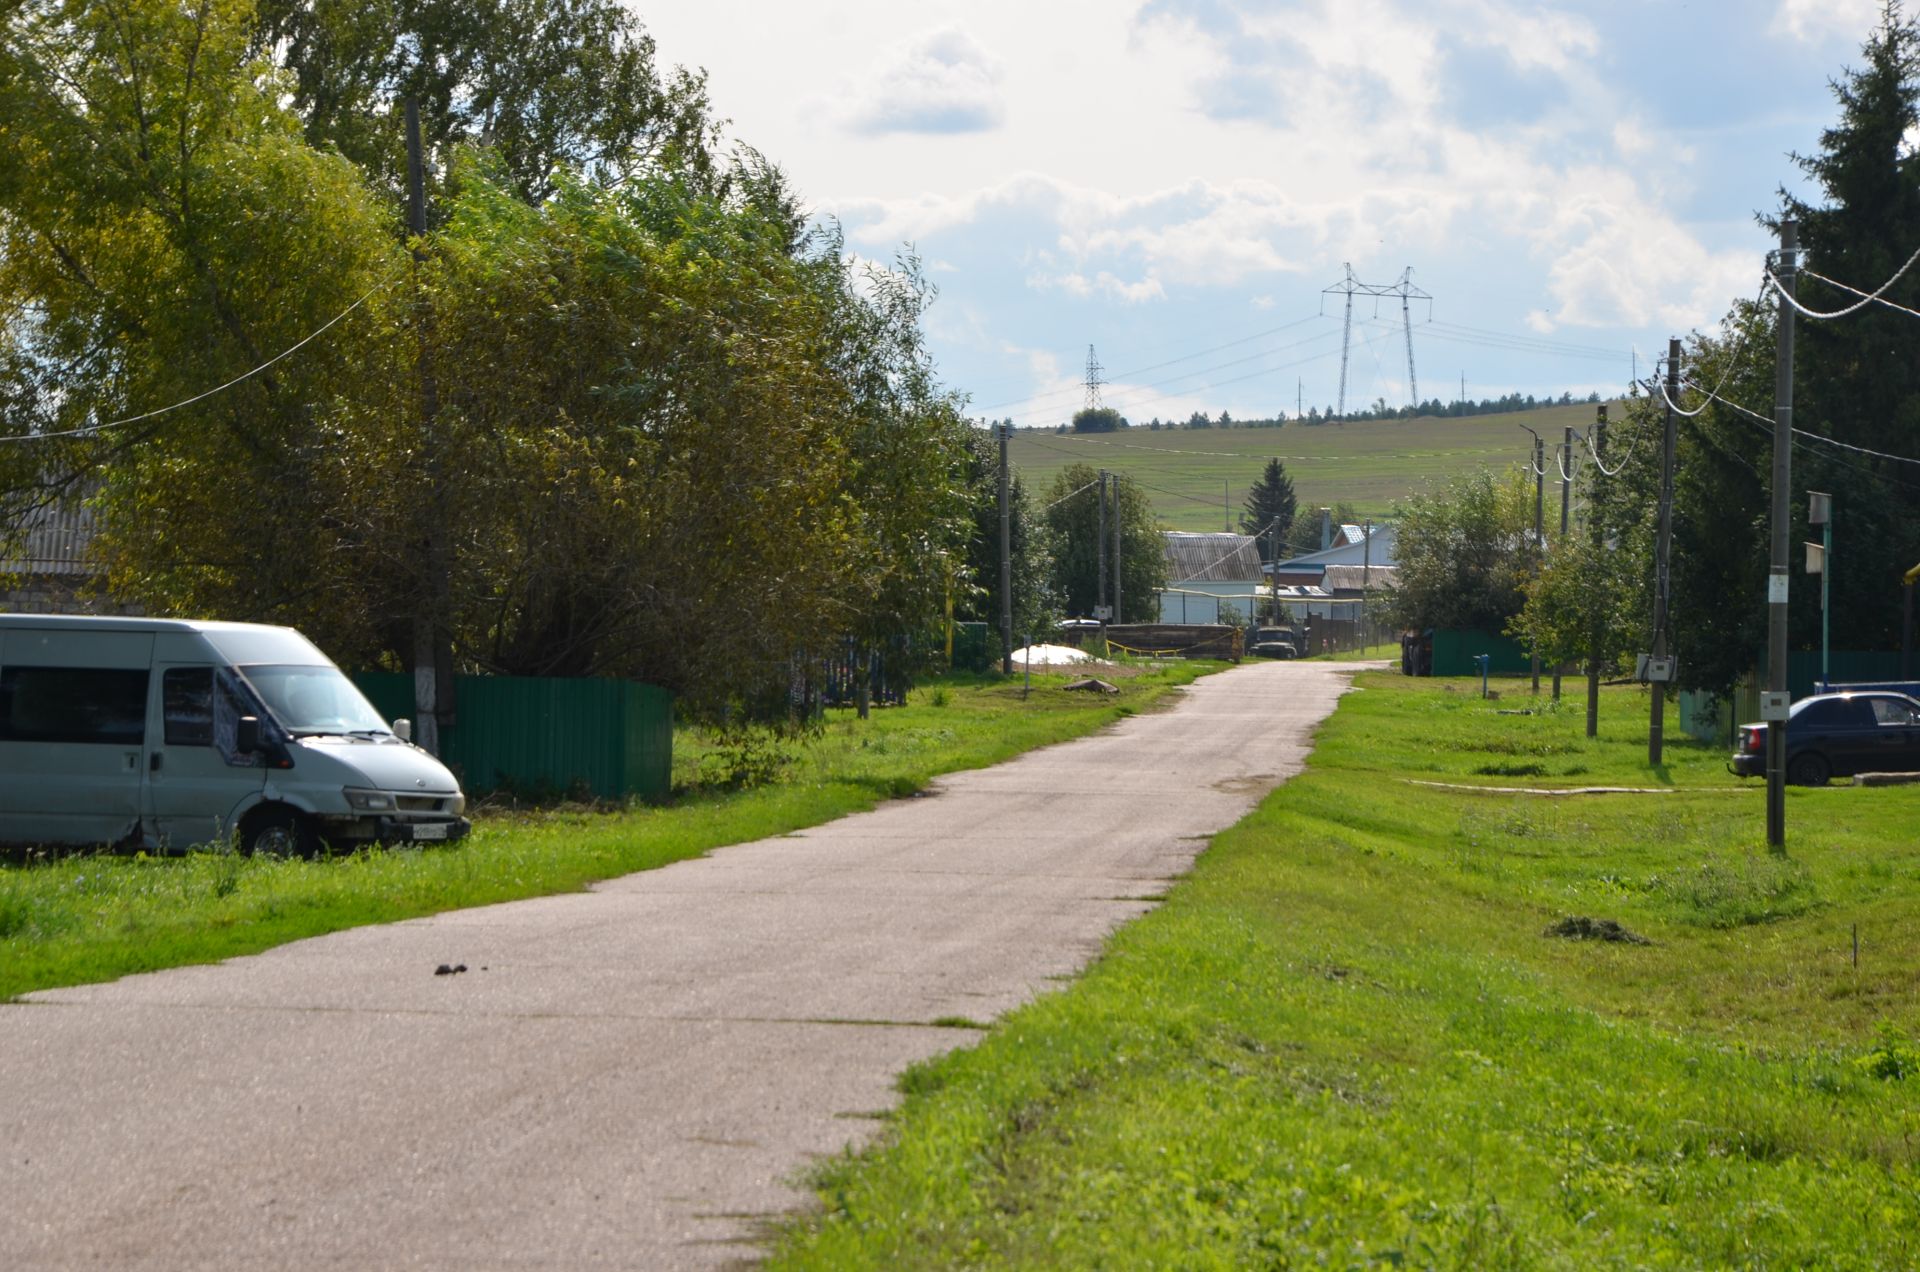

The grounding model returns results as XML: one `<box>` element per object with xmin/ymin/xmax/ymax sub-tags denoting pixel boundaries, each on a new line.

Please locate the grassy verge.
<box><xmin>0</xmin><ymin>665</ymin><xmax>1214</xmax><ymax>1001</ymax></box>
<box><xmin>771</xmin><ymin>674</ymin><xmax>1920</xmax><ymax>1269</ymax></box>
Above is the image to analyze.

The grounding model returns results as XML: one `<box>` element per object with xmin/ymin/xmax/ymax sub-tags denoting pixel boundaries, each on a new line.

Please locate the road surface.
<box><xmin>2</xmin><ymin>659</ymin><xmax>1373</xmax><ymax>1269</ymax></box>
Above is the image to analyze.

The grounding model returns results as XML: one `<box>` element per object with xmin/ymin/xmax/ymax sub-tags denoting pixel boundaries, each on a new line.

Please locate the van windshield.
<box><xmin>240</xmin><ymin>665</ymin><xmax>390</xmax><ymax>737</ymax></box>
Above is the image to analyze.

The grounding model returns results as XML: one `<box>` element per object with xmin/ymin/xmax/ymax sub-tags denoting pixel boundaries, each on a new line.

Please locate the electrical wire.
<box><xmin>0</xmin><ymin>280</ymin><xmax>392</xmax><ymax>445</ymax></box>
<box><xmin>1678</xmin><ymin>377</ymin><xmax>1920</xmax><ymax>468</ymax></box>
<box><xmin>1704</xmin><ymin>389</ymin><xmax>1920</xmax><ymax>494</ymax></box>
<box><xmin>1766</xmin><ymin>240</ymin><xmax>1920</xmax><ymax>320</ymax></box>
<box><xmin>1800</xmin><ymin>267</ymin><xmax>1920</xmax><ymax>321</ymax></box>
<box><xmin>993</xmin><ymin>327</ymin><xmax>1346</xmax><ymax>422</ymax></box>
<box><xmin>1039</xmin><ymin>476</ymin><xmax>1101</xmax><ymax>511</ymax></box>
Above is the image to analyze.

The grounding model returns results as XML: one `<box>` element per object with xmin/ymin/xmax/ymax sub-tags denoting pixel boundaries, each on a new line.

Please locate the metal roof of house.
<box><xmin>1321</xmin><ymin>564</ymin><xmax>1399</xmax><ymax>592</ymax></box>
<box><xmin>1163</xmin><ymin>532</ymin><xmax>1264</xmax><ymax>582</ymax></box>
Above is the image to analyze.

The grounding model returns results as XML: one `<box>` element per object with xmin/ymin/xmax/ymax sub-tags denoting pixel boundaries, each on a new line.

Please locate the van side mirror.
<box><xmin>393</xmin><ymin>718</ymin><xmax>411</xmax><ymax>743</ymax></box>
<box><xmin>236</xmin><ymin>715</ymin><xmax>260</xmax><ymax>755</ymax></box>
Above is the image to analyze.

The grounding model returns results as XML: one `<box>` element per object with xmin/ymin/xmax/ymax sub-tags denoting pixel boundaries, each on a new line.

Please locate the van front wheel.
<box><xmin>241</xmin><ymin>806</ymin><xmax>318</xmax><ymax>857</ymax></box>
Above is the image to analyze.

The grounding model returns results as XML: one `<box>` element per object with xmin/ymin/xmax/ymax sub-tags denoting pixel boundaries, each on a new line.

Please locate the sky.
<box><xmin>639</xmin><ymin>0</ymin><xmax>1898</xmax><ymax>430</ymax></box>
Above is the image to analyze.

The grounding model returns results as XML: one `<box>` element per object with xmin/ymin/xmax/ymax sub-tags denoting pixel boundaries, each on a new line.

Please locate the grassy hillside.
<box><xmin>1011</xmin><ymin>401</ymin><xmax>1613</xmax><ymax>531</ymax></box>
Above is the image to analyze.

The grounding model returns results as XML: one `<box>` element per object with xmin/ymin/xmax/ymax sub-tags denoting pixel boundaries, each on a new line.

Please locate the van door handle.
<box><xmin>149</xmin><ymin>752</ymin><xmax>162</xmax><ymax>772</ymax></box>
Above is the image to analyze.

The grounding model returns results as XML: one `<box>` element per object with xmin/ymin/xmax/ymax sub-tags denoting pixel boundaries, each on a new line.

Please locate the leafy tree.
<box><xmin>956</xmin><ymin>429</ymin><xmax>1051</xmax><ymax>643</ymax></box>
<box><xmin>1771</xmin><ymin>0</ymin><xmax>1920</xmax><ymax>654</ymax></box>
<box><xmin>1071</xmin><ymin>406</ymin><xmax>1126</xmax><ymax>433</ymax></box>
<box><xmin>0</xmin><ymin>0</ymin><xmax>405</xmax><ymax>653</ymax></box>
<box><xmin>1387</xmin><ymin>471</ymin><xmax>1534</xmax><ymax>633</ymax></box>
<box><xmin>251</xmin><ymin>0</ymin><xmax>719</xmax><ymax>205</ymax></box>
<box><xmin>1511</xmin><ymin>424</ymin><xmax>1652</xmax><ymax>725</ymax></box>
<box><xmin>1041</xmin><ymin>464</ymin><xmax>1166</xmax><ymax>622</ymax></box>
<box><xmin>1239</xmin><ymin>458</ymin><xmax>1297</xmax><ymax>542</ymax></box>
<box><xmin>0</xmin><ymin>1</ymin><xmax>980</xmax><ymax>725</ymax></box>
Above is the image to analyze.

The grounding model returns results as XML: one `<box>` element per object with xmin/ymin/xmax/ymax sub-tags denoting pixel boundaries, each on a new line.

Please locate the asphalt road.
<box><xmin>1</xmin><ymin>659</ymin><xmax>1373</xmax><ymax>1270</ymax></box>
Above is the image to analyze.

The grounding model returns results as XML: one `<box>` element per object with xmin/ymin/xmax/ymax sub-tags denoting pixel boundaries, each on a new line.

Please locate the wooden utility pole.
<box><xmin>999</xmin><ymin>422</ymin><xmax>1012</xmax><ymax>675</ymax></box>
<box><xmin>1650</xmin><ymin>338</ymin><xmax>1679</xmax><ymax>766</ymax></box>
<box><xmin>1113</xmin><ymin>475</ymin><xmax>1124</xmax><ymax>624</ymax></box>
<box><xmin>405</xmin><ymin>99</ymin><xmax>453</xmax><ymax>757</ymax></box>
<box><xmin>1767</xmin><ymin>222</ymin><xmax>1798</xmax><ymax>850</ymax></box>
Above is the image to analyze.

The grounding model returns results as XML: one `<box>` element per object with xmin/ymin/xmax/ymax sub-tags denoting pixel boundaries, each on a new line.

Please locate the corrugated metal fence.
<box><xmin>353</xmin><ymin>673</ymin><xmax>673</xmax><ymax>803</ymax></box>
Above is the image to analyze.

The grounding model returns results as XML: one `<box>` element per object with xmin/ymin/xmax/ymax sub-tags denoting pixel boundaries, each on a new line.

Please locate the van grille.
<box><xmin>397</xmin><ymin>795</ymin><xmax>447</xmax><ymax>812</ymax></box>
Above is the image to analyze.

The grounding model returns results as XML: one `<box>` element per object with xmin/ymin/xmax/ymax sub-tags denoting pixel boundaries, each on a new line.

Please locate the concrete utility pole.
<box><xmin>1650</xmin><ymin>338</ymin><xmax>1679</xmax><ymax>766</ymax></box>
<box><xmin>1586</xmin><ymin>407</ymin><xmax>1607</xmax><ymax>739</ymax></box>
<box><xmin>1113</xmin><ymin>476</ymin><xmax>1124</xmax><ymax>624</ymax></box>
<box><xmin>1767</xmin><ymin>222</ymin><xmax>1798</xmax><ymax>850</ymax></box>
<box><xmin>999</xmin><ymin>422</ymin><xmax>1013</xmax><ymax>675</ymax></box>
<box><xmin>1524</xmin><ymin>428</ymin><xmax>1543</xmax><ymax>695</ymax></box>
<box><xmin>1554</xmin><ymin>425</ymin><xmax>1572</xmax><ymax>700</ymax></box>
<box><xmin>1362</xmin><ymin>520</ymin><xmax>1373</xmax><ymax>650</ymax></box>
<box><xmin>1096</xmin><ymin>471</ymin><xmax>1109</xmax><ymax>621</ymax></box>
<box><xmin>405</xmin><ymin>98</ymin><xmax>452</xmax><ymax>758</ymax></box>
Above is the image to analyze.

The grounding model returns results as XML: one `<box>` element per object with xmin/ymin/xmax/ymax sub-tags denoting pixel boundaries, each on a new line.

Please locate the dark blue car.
<box><xmin>1730</xmin><ymin>691</ymin><xmax>1920</xmax><ymax>786</ymax></box>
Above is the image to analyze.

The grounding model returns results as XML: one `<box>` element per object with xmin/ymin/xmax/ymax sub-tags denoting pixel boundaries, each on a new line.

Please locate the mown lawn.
<box><xmin>771</xmin><ymin>674</ymin><xmax>1920</xmax><ymax>1269</ymax></box>
<box><xmin>0</xmin><ymin>665</ymin><xmax>1213</xmax><ymax>1001</ymax></box>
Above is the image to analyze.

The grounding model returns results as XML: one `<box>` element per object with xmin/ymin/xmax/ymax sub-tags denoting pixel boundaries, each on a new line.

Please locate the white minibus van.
<box><xmin>0</xmin><ymin>615</ymin><xmax>469</xmax><ymax>854</ymax></box>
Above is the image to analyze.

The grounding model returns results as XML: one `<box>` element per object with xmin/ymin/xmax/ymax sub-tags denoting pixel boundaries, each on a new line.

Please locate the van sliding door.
<box><xmin>0</xmin><ymin>630</ymin><xmax>153</xmax><ymax>847</ymax></box>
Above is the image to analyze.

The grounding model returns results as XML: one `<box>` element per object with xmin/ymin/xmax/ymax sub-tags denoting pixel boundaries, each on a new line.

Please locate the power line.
<box><xmin>989</xmin><ymin>326</ymin><xmax>1345</xmax><ymax>421</ymax></box>
<box><xmin>0</xmin><ymin>280</ymin><xmax>392</xmax><ymax>445</ymax></box>
<box><xmin>1039</xmin><ymin>476</ymin><xmax>1101</xmax><ymax>511</ymax></box>
<box><xmin>1679</xmin><ymin>377</ymin><xmax>1920</xmax><ymax>468</ymax></box>
<box><xmin>974</xmin><ymin>315</ymin><xmax>1324</xmax><ymax>412</ymax></box>
<box><xmin>1766</xmin><ymin>240</ymin><xmax>1920</xmax><ymax>320</ymax></box>
<box><xmin>1801</xmin><ymin>266</ymin><xmax>1920</xmax><ymax>321</ymax></box>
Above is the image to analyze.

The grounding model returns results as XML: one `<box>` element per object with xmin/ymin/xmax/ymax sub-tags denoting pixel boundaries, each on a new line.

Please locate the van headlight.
<box><xmin>344</xmin><ymin>787</ymin><xmax>396</xmax><ymax>812</ymax></box>
<box><xmin>447</xmin><ymin>794</ymin><xmax>466</xmax><ymax>816</ymax></box>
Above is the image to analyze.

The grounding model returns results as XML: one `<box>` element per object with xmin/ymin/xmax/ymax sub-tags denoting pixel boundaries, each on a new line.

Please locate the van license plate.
<box><xmin>412</xmin><ymin>823</ymin><xmax>449</xmax><ymax>841</ymax></box>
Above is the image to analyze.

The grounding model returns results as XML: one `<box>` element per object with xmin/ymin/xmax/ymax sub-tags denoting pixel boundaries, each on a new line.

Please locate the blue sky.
<box><xmin>641</xmin><ymin>0</ymin><xmax>1901</xmax><ymax>428</ymax></box>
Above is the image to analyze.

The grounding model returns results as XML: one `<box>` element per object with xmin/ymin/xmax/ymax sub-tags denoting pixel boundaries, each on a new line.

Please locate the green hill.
<box><xmin>1009</xmin><ymin>402</ymin><xmax>1615</xmax><ymax>531</ymax></box>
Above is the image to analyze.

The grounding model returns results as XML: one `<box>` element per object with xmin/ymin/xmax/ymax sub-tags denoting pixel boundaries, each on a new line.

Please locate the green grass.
<box><xmin>770</xmin><ymin>676</ymin><xmax>1920</xmax><ymax>1269</ymax></box>
<box><xmin>1013</xmin><ymin>402</ymin><xmax>1610</xmax><ymax>530</ymax></box>
<box><xmin>0</xmin><ymin>666</ymin><xmax>1215</xmax><ymax>1001</ymax></box>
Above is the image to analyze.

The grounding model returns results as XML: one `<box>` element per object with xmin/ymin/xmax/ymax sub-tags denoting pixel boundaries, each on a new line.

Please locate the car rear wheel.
<box><xmin>1787</xmin><ymin>753</ymin><xmax>1831</xmax><ymax>787</ymax></box>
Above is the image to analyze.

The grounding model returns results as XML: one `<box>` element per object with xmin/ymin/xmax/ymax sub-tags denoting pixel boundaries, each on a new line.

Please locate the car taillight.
<box><xmin>1744</xmin><ymin>728</ymin><xmax>1765</xmax><ymax>753</ymax></box>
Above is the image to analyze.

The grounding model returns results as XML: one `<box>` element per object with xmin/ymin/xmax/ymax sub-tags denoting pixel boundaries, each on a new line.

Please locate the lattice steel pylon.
<box><xmin>1084</xmin><ymin>344</ymin><xmax>1104</xmax><ymax>413</ymax></box>
<box><xmin>1321</xmin><ymin>265</ymin><xmax>1433</xmax><ymax>420</ymax></box>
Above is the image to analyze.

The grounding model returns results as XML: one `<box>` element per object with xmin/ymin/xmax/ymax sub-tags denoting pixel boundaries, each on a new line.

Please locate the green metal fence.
<box><xmin>950</xmin><ymin>622</ymin><xmax>992</xmax><ymax>672</ymax></box>
<box><xmin>1428</xmin><ymin>629</ymin><xmax>1533</xmax><ymax>677</ymax></box>
<box><xmin>352</xmin><ymin>673</ymin><xmax>673</xmax><ymax>802</ymax></box>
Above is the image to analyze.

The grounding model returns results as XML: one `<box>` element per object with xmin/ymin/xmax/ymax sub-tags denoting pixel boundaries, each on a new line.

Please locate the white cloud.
<box><xmin>839</xmin><ymin>27</ymin><xmax>1007</xmax><ymax>135</ymax></box>
<box><xmin>1771</xmin><ymin>0</ymin><xmax>1881</xmax><ymax>43</ymax></box>
<box><xmin>1028</xmin><ymin>270</ymin><xmax>1167</xmax><ymax>304</ymax></box>
<box><xmin>1516</xmin><ymin>175</ymin><xmax>1756</xmax><ymax>331</ymax></box>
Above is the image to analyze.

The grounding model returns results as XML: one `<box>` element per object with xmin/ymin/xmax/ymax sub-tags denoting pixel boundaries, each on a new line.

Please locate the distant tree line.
<box><xmin>1038</xmin><ymin>391</ymin><xmax>1607</xmax><ymax>433</ymax></box>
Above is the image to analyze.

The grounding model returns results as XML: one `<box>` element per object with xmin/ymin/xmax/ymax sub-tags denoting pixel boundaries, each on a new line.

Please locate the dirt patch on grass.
<box><xmin>1545</xmin><ymin>915</ymin><xmax>1652</xmax><ymax>945</ymax></box>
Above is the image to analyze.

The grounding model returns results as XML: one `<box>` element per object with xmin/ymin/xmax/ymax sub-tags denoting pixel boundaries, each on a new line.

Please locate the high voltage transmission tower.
<box><xmin>1084</xmin><ymin>344</ymin><xmax>1104</xmax><ymax>412</ymax></box>
<box><xmin>1321</xmin><ymin>265</ymin><xmax>1433</xmax><ymax>421</ymax></box>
